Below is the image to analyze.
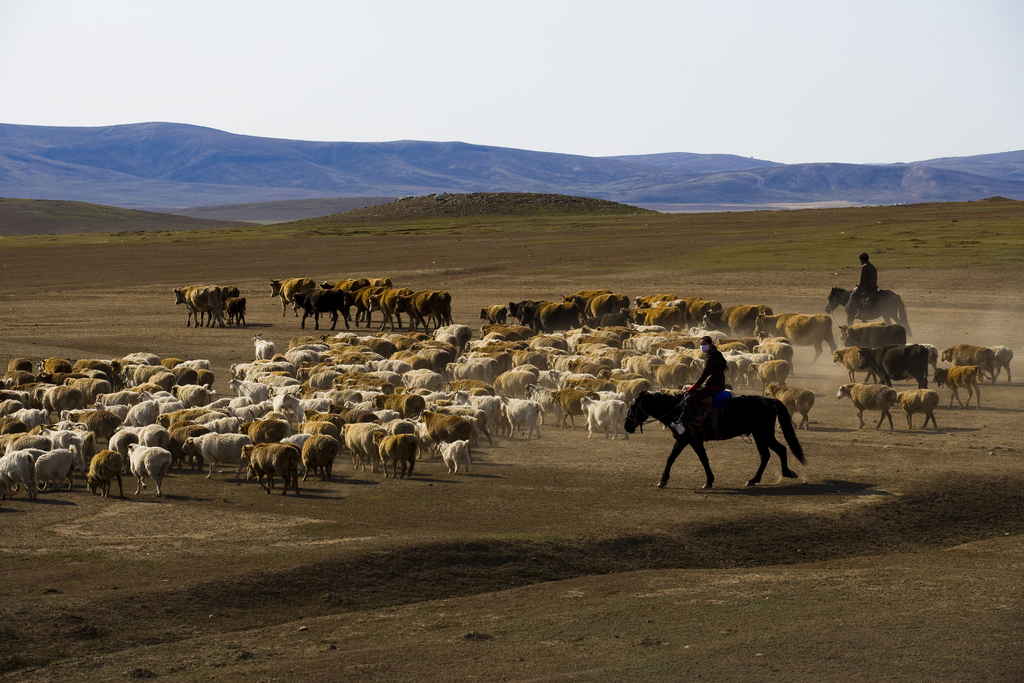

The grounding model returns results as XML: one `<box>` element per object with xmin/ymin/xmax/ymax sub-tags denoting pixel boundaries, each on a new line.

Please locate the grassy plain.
<box><xmin>0</xmin><ymin>196</ymin><xmax>1022</xmax><ymax>681</ymax></box>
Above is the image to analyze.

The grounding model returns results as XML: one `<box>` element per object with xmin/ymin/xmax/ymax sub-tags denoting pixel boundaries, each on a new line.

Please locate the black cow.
<box><xmin>840</xmin><ymin>324</ymin><xmax>907</xmax><ymax>348</ymax></box>
<box><xmin>293</xmin><ymin>289</ymin><xmax>354</xmax><ymax>331</ymax></box>
<box><xmin>513</xmin><ymin>301</ymin><xmax>581</xmax><ymax>333</ymax></box>
<box><xmin>508</xmin><ymin>300</ymin><xmax>543</xmax><ymax>328</ymax></box>
<box><xmin>857</xmin><ymin>344</ymin><xmax>929</xmax><ymax>389</ymax></box>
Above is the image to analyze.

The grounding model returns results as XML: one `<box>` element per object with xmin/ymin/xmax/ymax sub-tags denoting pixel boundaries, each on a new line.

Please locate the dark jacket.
<box><xmin>859</xmin><ymin>260</ymin><xmax>878</xmax><ymax>290</ymax></box>
<box><xmin>692</xmin><ymin>346</ymin><xmax>727</xmax><ymax>391</ymax></box>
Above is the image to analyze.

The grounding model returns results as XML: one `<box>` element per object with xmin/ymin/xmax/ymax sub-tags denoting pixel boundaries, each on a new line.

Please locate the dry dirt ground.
<box><xmin>0</xmin><ymin>213</ymin><xmax>1022</xmax><ymax>681</ymax></box>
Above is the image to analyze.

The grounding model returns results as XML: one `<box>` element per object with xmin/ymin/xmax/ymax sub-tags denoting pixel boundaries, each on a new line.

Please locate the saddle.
<box><xmin>686</xmin><ymin>390</ymin><xmax>732</xmax><ymax>440</ymax></box>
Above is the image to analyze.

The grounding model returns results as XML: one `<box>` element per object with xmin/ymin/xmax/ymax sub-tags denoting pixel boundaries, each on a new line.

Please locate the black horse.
<box><xmin>624</xmin><ymin>391</ymin><xmax>805</xmax><ymax>490</ymax></box>
<box><xmin>826</xmin><ymin>287</ymin><xmax>911</xmax><ymax>333</ymax></box>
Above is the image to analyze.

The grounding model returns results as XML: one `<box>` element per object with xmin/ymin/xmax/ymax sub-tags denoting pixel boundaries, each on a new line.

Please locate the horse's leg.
<box><xmin>658</xmin><ymin>434</ymin><xmax>689</xmax><ymax>489</ymax></box>
<box><xmin>747</xmin><ymin>435</ymin><xmax>773</xmax><ymax>486</ymax></box>
<box><xmin>689</xmin><ymin>438</ymin><xmax>715</xmax><ymax>490</ymax></box>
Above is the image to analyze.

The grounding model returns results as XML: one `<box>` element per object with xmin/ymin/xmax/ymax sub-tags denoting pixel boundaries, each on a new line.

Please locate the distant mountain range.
<box><xmin>1</xmin><ymin>122</ymin><xmax>1022</xmax><ymax>212</ymax></box>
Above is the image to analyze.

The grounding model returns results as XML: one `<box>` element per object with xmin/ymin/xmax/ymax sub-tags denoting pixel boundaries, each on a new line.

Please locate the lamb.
<box><xmin>933</xmin><ymin>366</ymin><xmax>982</xmax><ymax>409</ymax></box>
<box><xmin>581</xmin><ymin>396</ymin><xmax>628</xmax><ymax>440</ymax></box>
<box><xmin>183</xmin><ymin>433</ymin><xmax>253</xmax><ymax>479</ymax></box>
<box><xmin>34</xmin><ymin>445</ymin><xmax>86</xmax><ymax>490</ymax></box>
<box><xmin>439</xmin><ymin>439</ymin><xmax>471</xmax><ymax>474</ymax></box>
<box><xmin>753</xmin><ymin>359</ymin><xmax>792</xmax><ymax>388</ymax></box>
<box><xmin>87</xmin><ymin>449</ymin><xmax>124</xmax><ymax>497</ymax></box>
<box><xmin>896</xmin><ymin>389</ymin><xmax>940</xmax><ymax>431</ymax></box>
<box><xmin>836</xmin><ymin>383</ymin><xmax>899</xmax><ymax>431</ymax></box>
<box><xmin>764</xmin><ymin>383</ymin><xmax>816</xmax><ymax>430</ymax></box>
<box><xmin>940</xmin><ymin>344</ymin><xmax>998</xmax><ymax>384</ymax></box>
<box><xmin>0</xmin><ymin>450</ymin><xmax>37</xmax><ymax>499</ymax></box>
<box><xmin>240</xmin><ymin>443</ymin><xmax>301</xmax><ymax>495</ymax></box>
<box><xmin>300</xmin><ymin>434</ymin><xmax>340</xmax><ymax>481</ymax></box>
<box><xmin>126</xmin><ymin>443</ymin><xmax>172</xmax><ymax>496</ymax></box>
<box><xmin>252</xmin><ymin>334</ymin><xmax>276</xmax><ymax>361</ymax></box>
<box><xmin>372</xmin><ymin>432</ymin><xmax>418</xmax><ymax>479</ymax></box>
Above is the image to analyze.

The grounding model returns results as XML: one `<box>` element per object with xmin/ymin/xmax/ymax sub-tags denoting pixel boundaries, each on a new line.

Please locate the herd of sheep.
<box><xmin>0</xmin><ymin>283</ymin><xmax>1016</xmax><ymax>501</ymax></box>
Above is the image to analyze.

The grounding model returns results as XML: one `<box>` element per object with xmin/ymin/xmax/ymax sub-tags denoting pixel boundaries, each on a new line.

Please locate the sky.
<box><xmin>1</xmin><ymin>0</ymin><xmax>1022</xmax><ymax>165</ymax></box>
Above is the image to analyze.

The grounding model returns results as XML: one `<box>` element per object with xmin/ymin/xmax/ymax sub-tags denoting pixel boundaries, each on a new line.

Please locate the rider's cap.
<box><xmin>699</xmin><ymin>336</ymin><xmax>714</xmax><ymax>345</ymax></box>
<box><xmin>859</xmin><ymin>252</ymin><xmax>869</xmax><ymax>261</ymax></box>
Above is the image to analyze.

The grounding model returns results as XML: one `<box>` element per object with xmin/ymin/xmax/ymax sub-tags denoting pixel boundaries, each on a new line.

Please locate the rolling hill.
<box><xmin>1</xmin><ymin>122</ymin><xmax>1023</xmax><ymax>211</ymax></box>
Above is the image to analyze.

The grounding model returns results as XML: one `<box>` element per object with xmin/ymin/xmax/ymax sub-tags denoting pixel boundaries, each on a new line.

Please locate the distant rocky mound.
<box><xmin>328</xmin><ymin>192</ymin><xmax>656</xmax><ymax>221</ymax></box>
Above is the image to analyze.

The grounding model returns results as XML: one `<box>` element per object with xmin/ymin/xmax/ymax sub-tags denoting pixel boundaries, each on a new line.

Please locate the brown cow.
<box><xmin>173</xmin><ymin>285</ymin><xmax>226</xmax><ymax>328</ymax></box>
<box><xmin>269</xmin><ymin>278</ymin><xmax>316</xmax><ymax>317</ymax></box>
<box><xmin>702</xmin><ymin>304</ymin><xmax>774</xmax><ymax>337</ymax></box>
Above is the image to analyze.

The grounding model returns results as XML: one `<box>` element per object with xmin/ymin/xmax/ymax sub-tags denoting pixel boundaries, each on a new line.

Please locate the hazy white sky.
<box><xmin>1</xmin><ymin>0</ymin><xmax>1022</xmax><ymax>164</ymax></box>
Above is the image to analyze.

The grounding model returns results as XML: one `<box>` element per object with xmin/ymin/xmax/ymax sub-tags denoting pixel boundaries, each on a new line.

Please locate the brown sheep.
<box><xmin>764</xmin><ymin>383</ymin><xmax>815</xmax><ymax>430</ymax></box>
<box><xmin>241</xmin><ymin>418</ymin><xmax>291</xmax><ymax>444</ymax></box>
<box><xmin>167</xmin><ymin>421</ymin><xmax>213</xmax><ymax>470</ymax></box>
<box><xmin>372</xmin><ymin>432</ymin><xmax>418</xmax><ymax>479</ymax></box>
<box><xmin>64</xmin><ymin>409</ymin><xmax>123</xmax><ymax>443</ymax></box>
<box><xmin>933</xmin><ymin>366</ymin><xmax>981</xmax><ymax>409</ymax></box>
<box><xmin>241</xmin><ymin>443</ymin><xmax>301</xmax><ymax>495</ymax></box>
<box><xmin>896</xmin><ymin>389</ymin><xmax>940</xmax><ymax>430</ymax></box>
<box><xmin>420</xmin><ymin>410</ymin><xmax>474</xmax><ymax>454</ymax></box>
<box><xmin>940</xmin><ymin>344</ymin><xmax>998</xmax><ymax>384</ymax></box>
<box><xmin>832</xmin><ymin>348</ymin><xmax>879</xmax><ymax>383</ymax></box>
<box><xmin>836</xmin><ymin>383</ymin><xmax>899</xmax><ymax>431</ymax></box>
<box><xmin>550</xmin><ymin>389</ymin><xmax>600</xmax><ymax>430</ymax></box>
<box><xmin>87</xmin><ymin>449</ymin><xmax>124</xmax><ymax>498</ymax></box>
<box><xmin>372</xmin><ymin>393</ymin><xmax>426</xmax><ymax>419</ymax></box>
<box><xmin>300</xmin><ymin>434</ymin><xmax>340</xmax><ymax>481</ymax></box>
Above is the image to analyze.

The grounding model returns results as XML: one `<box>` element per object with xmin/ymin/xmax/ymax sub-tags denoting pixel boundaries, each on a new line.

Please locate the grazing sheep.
<box><xmin>0</xmin><ymin>450</ymin><xmax>37</xmax><ymax>499</ymax></box>
<box><xmin>126</xmin><ymin>443</ymin><xmax>172</xmax><ymax>496</ymax></box>
<box><xmin>372</xmin><ymin>432</ymin><xmax>418</xmax><ymax>478</ymax></box>
<box><xmin>941</xmin><ymin>344</ymin><xmax>997</xmax><ymax>383</ymax></box>
<box><xmin>240</xmin><ymin>443</ymin><xmax>301</xmax><ymax>495</ymax></box>
<box><xmin>439</xmin><ymin>439</ymin><xmax>471</xmax><ymax>474</ymax></box>
<box><xmin>300</xmin><ymin>434</ymin><xmax>340</xmax><ymax>481</ymax></box>
<box><xmin>933</xmin><ymin>366</ymin><xmax>982</xmax><ymax>409</ymax></box>
<box><xmin>183</xmin><ymin>433</ymin><xmax>253</xmax><ymax>479</ymax></box>
<box><xmin>34</xmin><ymin>445</ymin><xmax>86</xmax><ymax>491</ymax></box>
<box><xmin>896</xmin><ymin>389</ymin><xmax>940</xmax><ymax>431</ymax></box>
<box><xmin>836</xmin><ymin>383</ymin><xmax>899</xmax><ymax>431</ymax></box>
<box><xmin>87</xmin><ymin>449</ymin><xmax>124</xmax><ymax>497</ymax></box>
<box><xmin>764</xmin><ymin>383</ymin><xmax>816</xmax><ymax>431</ymax></box>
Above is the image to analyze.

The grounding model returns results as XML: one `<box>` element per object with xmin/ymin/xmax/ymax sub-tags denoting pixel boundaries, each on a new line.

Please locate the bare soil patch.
<box><xmin>0</xmin><ymin>199</ymin><xmax>1022</xmax><ymax>681</ymax></box>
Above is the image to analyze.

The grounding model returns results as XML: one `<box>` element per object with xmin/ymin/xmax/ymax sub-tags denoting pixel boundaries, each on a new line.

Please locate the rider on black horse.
<box><xmin>672</xmin><ymin>335</ymin><xmax>727</xmax><ymax>435</ymax></box>
<box><xmin>849</xmin><ymin>252</ymin><xmax>878</xmax><ymax>315</ymax></box>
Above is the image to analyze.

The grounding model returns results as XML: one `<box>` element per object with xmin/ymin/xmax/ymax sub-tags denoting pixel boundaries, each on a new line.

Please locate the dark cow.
<box><xmin>397</xmin><ymin>290</ymin><xmax>453</xmax><ymax>332</ymax></box>
<box><xmin>508</xmin><ymin>300</ymin><xmax>544</xmax><ymax>327</ymax></box>
<box><xmin>223</xmin><ymin>297</ymin><xmax>247</xmax><ymax>326</ymax></box>
<box><xmin>856</xmin><ymin>344</ymin><xmax>930</xmax><ymax>389</ymax></box>
<box><xmin>839</xmin><ymin>324</ymin><xmax>907</xmax><ymax>348</ymax></box>
<box><xmin>522</xmin><ymin>301</ymin><xmax>581</xmax><ymax>334</ymax></box>
<box><xmin>293</xmin><ymin>288</ymin><xmax>354</xmax><ymax>330</ymax></box>
<box><xmin>564</xmin><ymin>292</ymin><xmax>630</xmax><ymax>325</ymax></box>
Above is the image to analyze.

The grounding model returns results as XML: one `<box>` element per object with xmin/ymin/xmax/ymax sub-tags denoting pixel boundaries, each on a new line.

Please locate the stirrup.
<box><xmin>670</xmin><ymin>421</ymin><xmax>686</xmax><ymax>435</ymax></box>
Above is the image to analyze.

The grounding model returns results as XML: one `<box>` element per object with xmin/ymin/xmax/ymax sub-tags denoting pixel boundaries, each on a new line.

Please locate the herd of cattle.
<box><xmin>0</xmin><ymin>282</ymin><xmax>1016</xmax><ymax>501</ymax></box>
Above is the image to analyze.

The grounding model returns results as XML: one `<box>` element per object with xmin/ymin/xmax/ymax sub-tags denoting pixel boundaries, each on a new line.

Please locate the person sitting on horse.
<box><xmin>673</xmin><ymin>335</ymin><xmax>727</xmax><ymax>434</ymax></box>
<box><xmin>850</xmin><ymin>252</ymin><xmax>878</xmax><ymax>312</ymax></box>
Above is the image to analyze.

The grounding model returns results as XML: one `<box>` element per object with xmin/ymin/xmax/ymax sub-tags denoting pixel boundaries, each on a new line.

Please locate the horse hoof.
<box><xmin>745</xmin><ymin>479</ymin><xmax>759</xmax><ymax>487</ymax></box>
<box><xmin>657</xmin><ymin>481</ymin><xmax>667</xmax><ymax>489</ymax></box>
<box><xmin>701</xmin><ymin>483</ymin><xmax>713</xmax><ymax>490</ymax></box>
<box><xmin>783</xmin><ymin>469</ymin><xmax>799</xmax><ymax>479</ymax></box>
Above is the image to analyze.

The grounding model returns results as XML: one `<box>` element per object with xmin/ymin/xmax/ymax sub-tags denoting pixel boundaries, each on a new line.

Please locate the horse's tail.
<box><xmin>770</xmin><ymin>398</ymin><xmax>806</xmax><ymax>465</ymax></box>
<box><xmin>895</xmin><ymin>296</ymin><xmax>911</xmax><ymax>336</ymax></box>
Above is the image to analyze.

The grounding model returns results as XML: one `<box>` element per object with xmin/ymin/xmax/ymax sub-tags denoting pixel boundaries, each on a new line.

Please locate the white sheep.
<box><xmin>837</xmin><ymin>383</ymin><xmax>898</xmax><ymax>431</ymax></box>
<box><xmin>501</xmin><ymin>397</ymin><xmax>542</xmax><ymax>439</ymax></box>
<box><xmin>127</xmin><ymin>443</ymin><xmax>172</xmax><ymax>496</ymax></box>
<box><xmin>34</xmin><ymin>445</ymin><xmax>86</xmax><ymax>490</ymax></box>
<box><xmin>581</xmin><ymin>396</ymin><xmax>628</xmax><ymax>440</ymax></box>
<box><xmin>252</xmin><ymin>334</ymin><xmax>276</xmax><ymax>361</ymax></box>
<box><xmin>439</xmin><ymin>439</ymin><xmax>471</xmax><ymax>474</ymax></box>
<box><xmin>183</xmin><ymin>433</ymin><xmax>253</xmax><ymax>479</ymax></box>
<box><xmin>0</xmin><ymin>451</ymin><xmax>37</xmax><ymax>499</ymax></box>
<box><xmin>123</xmin><ymin>399</ymin><xmax>161</xmax><ymax>428</ymax></box>
<box><xmin>991</xmin><ymin>346</ymin><xmax>1013</xmax><ymax>382</ymax></box>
